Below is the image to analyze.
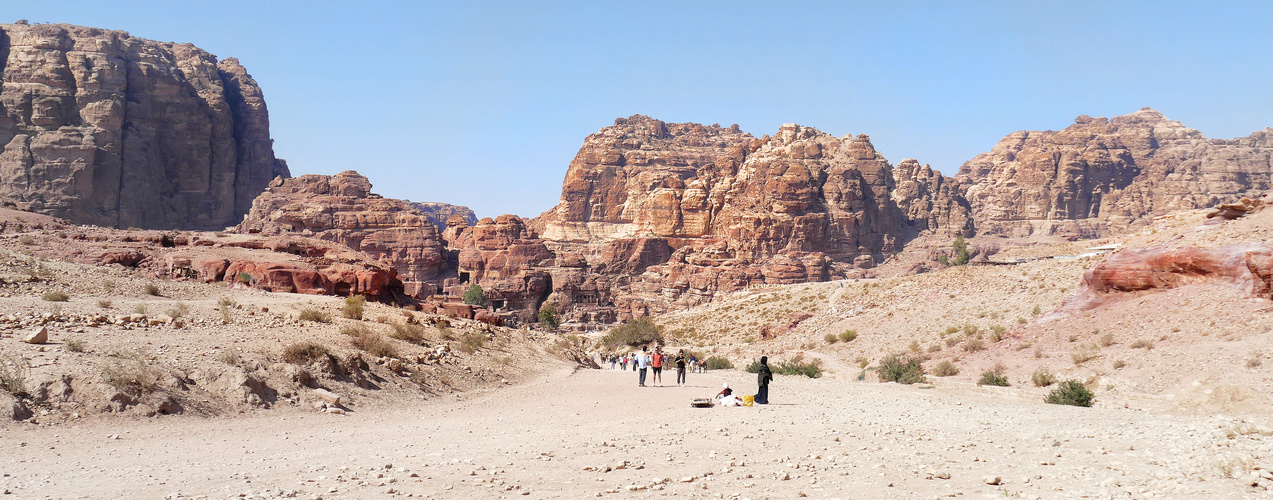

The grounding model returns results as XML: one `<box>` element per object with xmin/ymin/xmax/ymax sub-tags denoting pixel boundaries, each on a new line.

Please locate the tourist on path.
<box><xmin>675</xmin><ymin>349</ymin><xmax>688</xmax><ymax>386</ymax></box>
<box><xmin>755</xmin><ymin>356</ymin><xmax>773</xmax><ymax>404</ymax></box>
<box><xmin>650</xmin><ymin>348</ymin><xmax>664</xmax><ymax>387</ymax></box>
<box><xmin>636</xmin><ymin>350</ymin><xmax>650</xmax><ymax>387</ymax></box>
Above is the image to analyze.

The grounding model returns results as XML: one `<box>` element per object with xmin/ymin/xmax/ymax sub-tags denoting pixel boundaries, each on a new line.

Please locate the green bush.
<box><xmin>462</xmin><ymin>284</ymin><xmax>486</xmax><ymax>307</ymax></box>
<box><xmin>342</xmin><ymin>295</ymin><xmax>365</xmax><ymax>320</ymax></box>
<box><xmin>990</xmin><ymin>325</ymin><xmax>1007</xmax><ymax>342</ymax></box>
<box><xmin>704</xmin><ymin>356</ymin><xmax>733</xmax><ymax>370</ymax></box>
<box><xmin>952</xmin><ymin>236</ymin><xmax>970</xmax><ymax>266</ymax></box>
<box><xmin>1044</xmin><ymin>380</ymin><xmax>1095</xmax><ymax>407</ymax></box>
<box><xmin>824</xmin><ymin>333</ymin><xmax>838</xmax><ymax>344</ymax></box>
<box><xmin>839</xmin><ymin>330</ymin><xmax>857</xmax><ymax>342</ymax></box>
<box><xmin>538</xmin><ymin>302</ymin><xmax>560</xmax><ymax>330</ymax></box>
<box><xmin>42</xmin><ymin>290</ymin><xmax>69</xmax><ymax>302</ymax></box>
<box><xmin>978</xmin><ymin>365</ymin><xmax>1009</xmax><ymax>386</ymax></box>
<box><xmin>878</xmin><ymin>353</ymin><xmax>926</xmax><ymax>385</ymax></box>
<box><xmin>601</xmin><ymin>317</ymin><xmax>663</xmax><ymax>347</ymax></box>
<box><xmin>745</xmin><ymin>355</ymin><xmax>823</xmax><ymax>378</ymax></box>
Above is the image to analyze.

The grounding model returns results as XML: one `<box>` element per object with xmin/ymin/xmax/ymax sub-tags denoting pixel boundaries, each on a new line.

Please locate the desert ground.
<box><xmin>3</xmin><ymin>363</ymin><xmax>1270</xmax><ymax>499</ymax></box>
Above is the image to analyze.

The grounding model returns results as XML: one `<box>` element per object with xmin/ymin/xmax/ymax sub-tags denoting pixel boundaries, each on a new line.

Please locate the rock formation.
<box><xmin>235</xmin><ymin>171</ymin><xmax>444</xmax><ymax>297</ymax></box>
<box><xmin>408</xmin><ymin>202</ymin><xmax>477</xmax><ymax>229</ymax></box>
<box><xmin>0</xmin><ymin>22</ymin><xmax>288</xmax><ymax>229</ymax></box>
<box><xmin>957</xmin><ymin>108</ymin><xmax>1273</xmax><ymax>237</ymax></box>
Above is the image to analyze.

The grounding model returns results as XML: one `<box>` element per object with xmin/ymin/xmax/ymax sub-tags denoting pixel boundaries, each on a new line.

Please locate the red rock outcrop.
<box><xmin>0</xmin><ymin>23</ymin><xmax>289</xmax><ymax>229</ymax></box>
<box><xmin>1069</xmin><ymin>244</ymin><xmax>1273</xmax><ymax>311</ymax></box>
<box><xmin>957</xmin><ymin>108</ymin><xmax>1273</xmax><ymax>237</ymax></box>
<box><xmin>235</xmin><ymin>171</ymin><xmax>445</xmax><ymax>296</ymax></box>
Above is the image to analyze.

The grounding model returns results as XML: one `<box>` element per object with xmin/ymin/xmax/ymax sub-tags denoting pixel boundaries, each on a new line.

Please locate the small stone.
<box><xmin>23</xmin><ymin>326</ymin><xmax>47</xmax><ymax>344</ymax></box>
<box><xmin>326</xmin><ymin>407</ymin><xmax>346</xmax><ymax>415</ymax></box>
<box><xmin>934</xmin><ymin>472</ymin><xmax>951</xmax><ymax>479</ymax></box>
<box><xmin>984</xmin><ymin>476</ymin><xmax>1001</xmax><ymax>485</ymax></box>
<box><xmin>313</xmin><ymin>389</ymin><xmax>341</xmax><ymax>406</ymax></box>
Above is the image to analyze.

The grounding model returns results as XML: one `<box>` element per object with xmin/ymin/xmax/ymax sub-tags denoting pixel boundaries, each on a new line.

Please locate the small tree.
<box><xmin>952</xmin><ymin>236</ymin><xmax>971</xmax><ymax>266</ymax></box>
<box><xmin>538</xmin><ymin>302</ymin><xmax>560</xmax><ymax>330</ymax></box>
<box><xmin>462</xmin><ymin>284</ymin><xmax>486</xmax><ymax>307</ymax></box>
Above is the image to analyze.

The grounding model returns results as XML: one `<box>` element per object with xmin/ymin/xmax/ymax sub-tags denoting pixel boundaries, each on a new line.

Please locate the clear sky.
<box><xmin>9</xmin><ymin>1</ymin><xmax>1273</xmax><ymax>219</ymax></box>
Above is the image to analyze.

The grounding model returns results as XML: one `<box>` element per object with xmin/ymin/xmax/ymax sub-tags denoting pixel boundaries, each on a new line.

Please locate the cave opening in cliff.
<box><xmin>492</xmin><ymin>299</ymin><xmax>505</xmax><ymax>311</ymax></box>
<box><xmin>459</xmin><ymin>271</ymin><xmax>470</xmax><ymax>284</ymax></box>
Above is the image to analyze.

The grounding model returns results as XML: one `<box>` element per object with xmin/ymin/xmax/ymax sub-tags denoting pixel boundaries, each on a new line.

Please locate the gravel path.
<box><xmin>2</xmin><ymin>367</ymin><xmax>1268</xmax><ymax>499</ymax></box>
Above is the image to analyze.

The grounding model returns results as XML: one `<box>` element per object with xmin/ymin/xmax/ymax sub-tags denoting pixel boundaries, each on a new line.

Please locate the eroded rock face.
<box><xmin>1070</xmin><ymin>244</ymin><xmax>1273</xmax><ymax>311</ymax></box>
<box><xmin>235</xmin><ymin>171</ymin><xmax>445</xmax><ymax>296</ymax></box>
<box><xmin>0</xmin><ymin>23</ymin><xmax>289</xmax><ymax>229</ymax></box>
<box><xmin>407</xmin><ymin>202</ymin><xmax>477</xmax><ymax>229</ymax></box>
<box><xmin>957</xmin><ymin>108</ymin><xmax>1273</xmax><ymax>237</ymax></box>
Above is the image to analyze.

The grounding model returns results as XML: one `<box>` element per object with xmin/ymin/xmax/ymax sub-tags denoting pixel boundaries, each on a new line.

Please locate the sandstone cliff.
<box><xmin>957</xmin><ymin>108</ymin><xmax>1273</xmax><ymax>237</ymax></box>
<box><xmin>407</xmin><ymin>201</ymin><xmax>477</xmax><ymax>229</ymax></box>
<box><xmin>235</xmin><ymin>171</ymin><xmax>444</xmax><ymax>297</ymax></box>
<box><xmin>0</xmin><ymin>23</ymin><xmax>288</xmax><ymax>229</ymax></box>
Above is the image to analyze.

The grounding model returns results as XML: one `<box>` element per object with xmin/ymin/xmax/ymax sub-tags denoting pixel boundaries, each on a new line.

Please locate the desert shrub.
<box><xmin>774</xmin><ymin>354</ymin><xmax>823</xmax><ymax>378</ymax></box>
<box><xmin>462</xmin><ymin>284</ymin><xmax>486</xmax><ymax>307</ymax></box>
<box><xmin>388</xmin><ymin>322</ymin><xmax>428</xmax><ymax>344</ymax></box>
<box><xmin>1044</xmin><ymin>380</ymin><xmax>1095</xmax><ymax>407</ymax></box>
<box><xmin>945</xmin><ymin>337</ymin><xmax>960</xmax><ymax>347</ymax></box>
<box><xmin>945</xmin><ymin>326</ymin><xmax>959</xmax><ymax>335</ymax></box>
<box><xmin>144</xmin><ymin>283</ymin><xmax>161</xmax><ymax>296</ymax></box>
<box><xmin>878</xmin><ymin>353</ymin><xmax>926</xmax><ymax>384</ymax></box>
<box><xmin>978</xmin><ymin>364</ymin><xmax>1009</xmax><ymax>386</ymax></box>
<box><xmin>1031</xmin><ymin>305</ymin><xmax>1042</xmax><ymax>316</ymax></box>
<box><xmin>1247</xmin><ymin>355</ymin><xmax>1263</xmax><ymax>369</ymax></box>
<box><xmin>1071</xmin><ymin>343</ymin><xmax>1099</xmax><ymax>365</ymax></box>
<box><xmin>349</xmin><ymin>330</ymin><xmax>398</xmax><ymax>358</ymax></box>
<box><xmin>824</xmin><ymin>333</ymin><xmax>838</xmax><ymax>344</ymax></box>
<box><xmin>1031</xmin><ymin>368</ymin><xmax>1056</xmax><ymax>387</ymax></box>
<box><xmin>989</xmin><ymin>325</ymin><xmax>1007</xmax><ymax>342</ymax></box>
<box><xmin>1130</xmin><ymin>339</ymin><xmax>1154</xmax><ymax>350</ymax></box>
<box><xmin>1112</xmin><ymin>359</ymin><xmax>1127</xmax><ymax>369</ymax></box>
<box><xmin>166</xmin><ymin>302</ymin><xmax>189</xmax><ymax>319</ymax></box>
<box><xmin>218</xmin><ymin>296</ymin><xmax>236</xmax><ymax>309</ymax></box>
<box><xmin>133</xmin><ymin>304</ymin><xmax>148</xmax><ymax>314</ymax></box>
<box><xmin>962</xmin><ymin>338</ymin><xmax>984</xmax><ymax>352</ymax></box>
<box><xmin>339</xmin><ymin>323</ymin><xmax>373</xmax><ymax>337</ymax></box>
<box><xmin>0</xmin><ymin>354</ymin><xmax>30</xmax><ymax>398</ymax></box>
<box><xmin>951</xmin><ymin>236</ymin><xmax>970</xmax><ymax>265</ymax></box>
<box><xmin>839</xmin><ymin>330</ymin><xmax>857</xmax><ymax>342</ymax></box>
<box><xmin>933</xmin><ymin>360</ymin><xmax>959</xmax><ymax>377</ymax></box>
<box><xmin>97</xmin><ymin>299</ymin><xmax>113</xmax><ymax>309</ymax></box>
<box><xmin>298</xmin><ymin>308</ymin><xmax>332</xmax><ymax>323</ymax></box>
<box><xmin>218</xmin><ymin>296</ymin><xmax>235</xmax><ymax>323</ymax></box>
<box><xmin>342</xmin><ymin>295</ymin><xmax>365</xmax><ymax>320</ymax></box>
<box><xmin>927</xmin><ymin>343</ymin><xmax>942</xmax><ymax>353</ymax></box>
<box><xmin>1098</xmin><ymin>332</ymin><xmax>1115</xmax><ymax>347</ymax></box>
<box><xmin>18</xmin><ymin>235</ymin><xmax>35</xmax><ymax>245</ymax></box>
<box><xmin>65</xmin><ymin>339</ymin><xmax>86</xmax><ymax>353</ymax></box>
<box><xmin>236</xmin><ymin>272</ymin><xmax>252</xmax><ymax>284</ymax></box>
<box><xmin>282</xmin><ymin>342</ymin><xmax>333</xmax><ymax>364</ymax></box>
<box><xmin>1017</xmin><ymin>317</ymin><xmax>1027</xmax><ymax>324</ymax></box>
<box><xmin>459</xmin><ymin>331</ymin><xmax>487</xmax><ymax>354</ymax></box>
<box><xmin>909</xmin><ymin>340</ymin><xmax>922</xmax><ymax>353</ymax></box>
<box><xmin>101</xmin><ymin>355</ymin><xmax>161</xmax><ymax>394</ymax></box>
<box><xmin>42</xmin><ymin>290</ymin><xmax>69</xmax><ymax>302</ymax></box>
<box><xmin>538</xmin><ymin>302</ymin><xmax>559</xmax><ymax>330</ymax></box>
<box><xmin>705</xmin><ymin>356</ymin><xmax>733</xmax><ymax>370</ymax></box>
<box><xmin>602</xmin><ymin>317</ymin><xmax>663</xmax><ymax>347</ymax></box>
<box><xmin>963</xmin><ymin>324</ymin><xmax>978</xmax><ymax>336</ymax></box>
<box><xmin>215</xmin><ymin>348</ymin><xmax>241</xmax><ymax>366</ymax></box>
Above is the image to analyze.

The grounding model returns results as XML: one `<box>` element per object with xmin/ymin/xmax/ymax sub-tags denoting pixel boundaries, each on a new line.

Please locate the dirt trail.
<box><xmin>3</xmin><ymin>365</ymin><xmax>1266</xmax><ymax>499</ymax></box>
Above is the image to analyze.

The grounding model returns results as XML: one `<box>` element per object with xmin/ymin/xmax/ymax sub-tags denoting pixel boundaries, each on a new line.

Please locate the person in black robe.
<box><xmin>755</xmin><ymin>356</ymin><xmax>773</xmax><ymax>404</ymax></box>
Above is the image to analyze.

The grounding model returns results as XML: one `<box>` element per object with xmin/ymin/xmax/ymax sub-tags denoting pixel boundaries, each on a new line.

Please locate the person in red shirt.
<box><xmin>652</xmin><ymin>348</ymin><xmax>665</xmax><ymax>386</ymax></box>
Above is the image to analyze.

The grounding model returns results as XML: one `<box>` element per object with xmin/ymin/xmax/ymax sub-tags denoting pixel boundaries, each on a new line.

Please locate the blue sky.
<box><xmin>10</xmin><ymin>1</ymin><xmax>1273</xmax><ymax>218</ymax></box>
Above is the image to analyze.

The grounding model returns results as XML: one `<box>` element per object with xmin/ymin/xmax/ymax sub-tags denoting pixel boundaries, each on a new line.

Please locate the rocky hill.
<box><xmin>957</xmin><ymin>108</ymin><xmax>1273</xmax><ymax>238</ymax></box>
<box><xmin>407</xmin><ymin>201</ymin><xmax>477</xmax><ymax>228</ymax></box>
<box><xmin>0</xmin><ymin>22</ymin><xmax>288</xmax><ymax>230</ymax></box>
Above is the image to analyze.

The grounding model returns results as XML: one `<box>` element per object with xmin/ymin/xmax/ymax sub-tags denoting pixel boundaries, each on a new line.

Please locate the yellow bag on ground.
<box><xmin>743</xmin><ymin>395</ymin><xmax>755</xmax><ymax>407</ymax></box>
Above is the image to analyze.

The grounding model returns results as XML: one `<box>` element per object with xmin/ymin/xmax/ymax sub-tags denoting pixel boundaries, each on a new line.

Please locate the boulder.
<box><xmin>23</xmin><ymin>326</ymin><xmax>47</xmax><ymax>344</ymax></box>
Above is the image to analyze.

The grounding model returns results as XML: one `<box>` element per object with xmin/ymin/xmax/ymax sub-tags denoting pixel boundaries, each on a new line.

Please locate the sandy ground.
<box><xmin>3</xmin><ymin>365</ymin><xmax>1269</xmax><ymax>499</ymax></box>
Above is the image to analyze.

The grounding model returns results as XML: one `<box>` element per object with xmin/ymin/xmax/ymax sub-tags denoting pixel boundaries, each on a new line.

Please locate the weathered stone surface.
<box><xmin>407</xmin><ymin>202</ymin><xmax>477</xmax><ymax>229</ymax></box>
<box><xmin>1071</xmin><ymin>244</ymin><xmax>1273</xmax><ymax>311</ymax></box>
<box><xmin>235</xmin><ymin>171</ymin><xmax>445</xmax><ymax>296</ymax></box>
<box><xmin>957</xmin><ymin>108</ymin><xmax>1273</xmax><ymax>237</ymax></box>
<box><xmin>23</xmin><ymin>325</ymin><xmax>47</xmax><ymax>344</ymax></box>
<box><xmin>0</xmin><ymin>23</ymin><xmax>289</xmax><ymax>229</ymax></box>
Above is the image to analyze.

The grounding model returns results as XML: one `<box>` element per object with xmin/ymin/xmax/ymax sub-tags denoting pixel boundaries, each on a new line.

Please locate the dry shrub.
<box><xmin>1112</xmin><ymin>359</ymin><xmax>1127</xmax><ymax>369</ymax></box>
<box><xmin>65</xmin><ymin>339</ymin><xmax>86</xmax><ymax>353</ymax></box>
<box><xmin>42</xmin><ymin>290</ymin><xmax>69</xmax><ymax>302</ymax></box>
<box><xmin>1098</xmin><ymin>332</ymin><xmax>1115</xmax><ymax>347</ymax></box>
<box><xmin>459</xmin><ymin>331</ymin><xmax>486</xmax><ymax>354</ymax></box>
<box><xmin>101</xmin><ymin>353</ymin><xmax>161</xmax><ymax>394</ymax></box>
<box><xmin>97</xmin><ymin>299</ymin><xmax>113</xmax><ymax>309</ymax></box>
<box><xmin>298</xmin><ymin>308</ymin><xmax>332</xmax><ymax>323</ymax></box>
<box><xmin>1031</xmin><ymin>368</ymin><xmax>1056</xmax><ymax>387</ymax></box>
<box><xmin>349</xmin><ymin>330</ymin><xmax>398</xmax><ymax>358</ymax></box>
<box><xmin>963</xmin><ymin>324</ymin><xmax>979</xmax><ymax>337</ymax></box>
<box><xmin>962</xmin><ymin>339</ymin><xmax>984</xmax><ymax>352</ymax></box>
<box><xmin>388</xmin><ymin>322</ymin><xmax>428</xmax><ymax>344</ymax></box>
<box><xmin>282</xmin><ymin>342</ymin><xmax>333</xmax><ymax>364</ymax></box>
<box><xmin>824</xmin><ymin>333</ymin><xmax>838</xmax><ymax>344</ymax></box>
<box><xmin>933</xmin><ymin>360</ymin><xmax>959</xmax><ymax>377</ymax></box>
<box><xmin>989</xmin><ymin>325</ymin><xmax>1007</xmax><ymax>342</ymax></box>
<box><xmin>0</xmin><ymin>354</ymin><xmax>30</xmax><ymax>398</ymax></box>
<box><xmin>1071</xmin><ymin>343</ymin><xmax>1099</xmax><ymax>365</ymax></box>
<box><xmin>978</xmin><ymin>363</ymin><xmax>1009</xmax><ymax>386</ymax></box>
<box><xmin>838</xmin><ymin>330</ymin><xmax>857</xmax><ymax>342</ymax></box>
<box><xmin>878</xmin><ymin>353</ymin><xmax>926</xmax><ymax>385</ymax></box>
<box><xmin>945</xmin><ymin>337</ymin><xmax>960</xmax><ymax>347</ymax></box>
<box><xmin>166</xmin><ymin>302</ymin><xmax>189</xmax><ymax>319</ymax></box>
<box><xmin>342</xmin><ymin>295</ymin><xmax>365</xmax><ymax>320</ymax></box>
<box><xmin>144</xmin><ymin>283</ymin><xmax>161</xmax><ymax>296</ymax></box>
<box><xmin>215</xmin><ymin>348</ymin><xmax>242</xmax><ymax>366</ymax></box>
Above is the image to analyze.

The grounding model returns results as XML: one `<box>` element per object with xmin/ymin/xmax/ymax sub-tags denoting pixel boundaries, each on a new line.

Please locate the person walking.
<box><xmin>636</xmin><ymin>349</ymin><xmax>649</xmax><ymax>387</ymax></box>
<box><xmin>675</xmin><ymin>349</ymin><xmax>688</xmax><ymax>386</ymax></box>
<box><xmin>650</xmin><ymin>348</ymin><xmax>664</xmax><ymax>387</ymax></box>
<box><xmin>754</xmin><ymin>356</ymin><xmax>773</xmax><ymax>404</ymax></box>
